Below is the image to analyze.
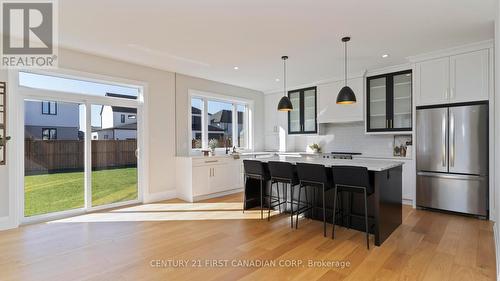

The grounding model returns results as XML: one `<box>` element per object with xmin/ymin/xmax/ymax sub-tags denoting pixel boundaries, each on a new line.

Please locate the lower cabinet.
<box><xmin>176</xmin><ymin>157</ymin><xmax>244</xmax><ymax>202</ymax></box>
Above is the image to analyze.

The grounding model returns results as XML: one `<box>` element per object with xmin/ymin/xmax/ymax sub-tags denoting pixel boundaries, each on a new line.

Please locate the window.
<box><xmin>120</xmin><ymin>114</ymin><xmax>125</xmax><ymax>123</ymax></box>
<box><xmin>41</xmin><ymin>101</ymin><xmax>57</xmax><ymax>115</ymax></box>
<box><xmin>288</xmin><ymin>87</ymin><xmax>317</xmax><ymax>134</ymax></box>
<box><xmin>19</xmin><ymin>72</ymin><xmax>140</xmax><ymax>98</ymax></box>
<box><xmin>42</xmin><ymin>128</ymin><xmax>57</xmax><ymax>140</ymax></box>
<box><xmin>190</xmin><ymin>96</ymin><xmax>249</xmax><ymax>150</ymax></box>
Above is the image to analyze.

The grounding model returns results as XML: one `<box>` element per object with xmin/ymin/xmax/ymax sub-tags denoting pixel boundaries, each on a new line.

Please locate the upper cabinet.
<box><xmin>288</xmin><ymin>87</ymin><xmax>317</xmax><ymax>134</ymax></box>
<box><xmin>415</xmin><ymin>49</ymin><xmax>489</xmax><ymax>106</ymax></box>
<box><xmin>317</xmin><ymin>77</ymin><xmax>364</xmax><ymax>123</ymax></box>
<box><xmin>366</xmin><ymin>70</ymin><xmax>413</xmax><ymax>133</ymax></box>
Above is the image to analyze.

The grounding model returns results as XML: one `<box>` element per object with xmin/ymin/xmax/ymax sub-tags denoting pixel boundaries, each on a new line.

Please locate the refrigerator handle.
<box><xmin>450</xmin><ymin>112</ymin><xmax>455</xmax><ymax>167</ymax></box>
<box><xmin>441</xmin><ymin>112</ymin><xmax>446</xmax><ymax>167</ymax></box>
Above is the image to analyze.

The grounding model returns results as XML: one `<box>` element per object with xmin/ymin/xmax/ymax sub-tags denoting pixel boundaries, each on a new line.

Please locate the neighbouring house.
<box><xmin>191</xmin><ymin>106</ymin><xmax>224</xmax><ymax>146</ymax></box>
<box><xmin>91</xmin><ymin>93</ymin><xmax>137</xmax><ymax>140</ymax></box>
<box><xmin>24</xmin><ymin>100</ymin><xmax>80</xmax><ymax>140</ymax></box>
<box><xmin>209</xmin><ymin>109</ymin><xmax>243</xmax><ymax>137</ymax></box>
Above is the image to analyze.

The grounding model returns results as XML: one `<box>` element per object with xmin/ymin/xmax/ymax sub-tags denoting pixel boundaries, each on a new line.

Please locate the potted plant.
<box><xmin>0</xmin><ymin>136</ymin><xmax>10</xmax><ymax>147</ymax></box>
<box><xmin>309</xmin><ymin>143</ymin><xmax>321</xmax><ymax>153</ymax></box>
<box><xmin>208</xmin><ymin>139</ymin><xmax>218</xmax><ymax>156</ymax></box>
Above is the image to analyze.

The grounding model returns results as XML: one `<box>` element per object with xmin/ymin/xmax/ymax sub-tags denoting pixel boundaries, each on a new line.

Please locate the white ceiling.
<box><xmin>59</xmin><ymin>0</ymin><xmax>495</xmax><ymax>92</ymax></box>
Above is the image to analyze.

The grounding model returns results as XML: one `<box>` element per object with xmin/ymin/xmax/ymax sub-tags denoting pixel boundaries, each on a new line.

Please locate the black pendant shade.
<box><xmin>336</xmin><ymin>86</ymin><xmax>356</xmax><ymax>104</ymax></box>
<box><xmin>277</xmin><ymin>55</ymin><xmax>293</xmax><ymax>111</ymax></box>
<box><xmin>277</xmin><ymin>95</ymin><xmax>293</xmax><ymax>111</ymax></box>
<box><xmin>336</xmin><ymin>36</ymin><xmax>357</xmax><ymax>104</ymax></box>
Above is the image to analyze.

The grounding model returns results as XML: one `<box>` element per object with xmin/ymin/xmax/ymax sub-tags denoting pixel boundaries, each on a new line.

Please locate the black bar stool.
<box><xmin>267</xmin><ymin>161</ymin><xmax>300</xmax><ymax>227</ymax></box>
<box><xmin>243</xmin><ymin>160</ymin><xmax>271</xmax><ymax>220</ymax></box>
<box><xmin>332</xmin><ymin>166</ymin><xmax>373</xmax><ymax>249</ymax></box>
<box><xmin>296</xmin><ymin>162</ymin><xmax>333</xmax><ymax>237</ymax></box>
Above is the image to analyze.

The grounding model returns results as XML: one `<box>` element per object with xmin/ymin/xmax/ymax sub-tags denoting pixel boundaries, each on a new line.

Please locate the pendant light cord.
<box><xmin>344</xmin><ymin>40</ymin><xmax>347</xmax><ymax>86</ymax></box>
<box><xmin>283</xmin><ymin>58</ymin><xmax>287</xmax><ymax>97</ymax></box>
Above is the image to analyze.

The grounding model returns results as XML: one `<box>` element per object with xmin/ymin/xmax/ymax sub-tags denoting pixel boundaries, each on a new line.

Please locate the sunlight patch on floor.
<box><xmin>111</xmin><ymin>202</ymin><xmax>244</xmax><ymax>212</ymax></box>
<box><xmin>48</xmin><ymin>202</ymin><xmax>278</xmax><ymax>223</ymax></box>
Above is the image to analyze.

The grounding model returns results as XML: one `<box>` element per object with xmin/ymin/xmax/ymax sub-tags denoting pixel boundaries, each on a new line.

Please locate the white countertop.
<box><xmin>251</xmin><ymin>155</ymin><xmax>403</xmax><ymax>172</ymax></box>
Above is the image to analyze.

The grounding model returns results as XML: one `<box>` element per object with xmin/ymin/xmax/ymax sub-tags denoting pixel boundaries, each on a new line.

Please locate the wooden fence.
<box><xmin>25</xmin><ymin>139</ymin><xmax>137</xmax><ymax>175</ymax></box>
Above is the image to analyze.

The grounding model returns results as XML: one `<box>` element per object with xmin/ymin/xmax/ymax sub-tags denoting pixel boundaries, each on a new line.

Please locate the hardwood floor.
<box><xmin>0</xmin><ymin>193</ymin><xmax>495</xmax><ymax>281</ymax></box>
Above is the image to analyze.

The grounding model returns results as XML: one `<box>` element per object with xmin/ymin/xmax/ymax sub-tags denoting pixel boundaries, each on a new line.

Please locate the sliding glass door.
<box><xmin>21</xmin><ymin>94</ymin><xmax>141</xmax><ymax>222</ymax></box>
<box><xmin>91</xmin><ymin>104</ymin><xmax>138</xmax><ymax>206</ymax></box>
<box><xmin>24</xmin><ymin>99</ymin><xmax>85</xmax><ymax>217</ymax></box>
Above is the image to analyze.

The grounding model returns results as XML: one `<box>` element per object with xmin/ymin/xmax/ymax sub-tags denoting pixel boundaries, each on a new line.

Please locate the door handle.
<box><xmin>450</xmin><ymin>112</ymin><xmax>455</xmax><ymax>167</ymax></box>
<box><xmin>442</xmin><ymin>113</ymin><xmax>446</xmax><ymax>167</ymax></box>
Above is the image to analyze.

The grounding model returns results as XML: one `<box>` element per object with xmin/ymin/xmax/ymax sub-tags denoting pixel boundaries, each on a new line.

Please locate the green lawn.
<box><xmin>24</xmin><ymin>167</ymin><xmax>137</xmax><ymax>217</ymax></box>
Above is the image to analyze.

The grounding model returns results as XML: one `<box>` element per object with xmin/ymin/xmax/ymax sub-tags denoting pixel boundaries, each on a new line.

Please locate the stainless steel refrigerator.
<box><xmin>416</xmin><ymin>103</ymin><xmax>488</xmax><ymax>218</ymax></box>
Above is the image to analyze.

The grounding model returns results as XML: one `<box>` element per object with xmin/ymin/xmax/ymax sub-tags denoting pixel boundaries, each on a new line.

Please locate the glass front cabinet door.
<box><xmin>366</xmin><ymin>70</ymin><xmax>412</xmax><ymax>132</ymax></box>
<box><xmin>288</xmin><ymin>87</ymin><xmax>317</xmax><ymax>134</ymax></box>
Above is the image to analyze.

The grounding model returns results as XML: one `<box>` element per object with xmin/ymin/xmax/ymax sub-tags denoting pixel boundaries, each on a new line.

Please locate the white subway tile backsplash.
<box><xmin>289</xmin><ymin>122</ymin><xmax>398</xmax><ymax>157</ymax></box>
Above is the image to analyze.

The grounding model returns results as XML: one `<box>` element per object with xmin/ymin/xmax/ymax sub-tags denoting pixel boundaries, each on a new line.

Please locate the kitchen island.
<box><xmin>243</xmin><ymin>155</ymin><xmax>403</xmax><ymax>246</ymax></box>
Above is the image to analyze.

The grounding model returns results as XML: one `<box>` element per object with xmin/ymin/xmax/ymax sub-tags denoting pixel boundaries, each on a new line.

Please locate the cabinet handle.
<box><xmin>386</xmin><ymin>120</ymin><xmax>389</xmax><ymax>128</ymax></box>
<box><xmin>450</xmin><ymin>87</ymin><xmax>454</xmax><ymax>99</ymax></box>
<box><xmin>445</xmin><ymin>88</ymin><xmax>449</xmax><ymax>99</ymax></box>
<box><xmin>205</xmin><ymin>160</ymin><xmax>218</xmax><ymax>163</ymax></box>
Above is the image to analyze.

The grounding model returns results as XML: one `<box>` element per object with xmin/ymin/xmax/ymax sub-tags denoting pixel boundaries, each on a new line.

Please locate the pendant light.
<box><xmin>336</xmin><ymin>37</ymin><xmax>356</xmax><ymax>104</ymax></box>
<box><xmin>277</xmin><ymin>56</ymin><xmax>293</xmax><ymax>111</ymax></box>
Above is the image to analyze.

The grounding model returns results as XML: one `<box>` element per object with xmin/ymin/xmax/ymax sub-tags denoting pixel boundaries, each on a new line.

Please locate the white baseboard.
<box><xmin>494</xmin><ymin>223</ymin><xmax>500</xmax><ymax>281</ymax></box>
<box><xmin>0</xmin><ymin>215</ymin><xmax>17</xmax><ymax>231</ymax></box>
<box><xmin>402</xmin><ymin>199</ymin><xmax>413</xmax><ymax>206</ymax></box>
<box><xmin>193</xmin><ymin>188</ymin><xmax>244</xmax><ymax>202</ymax></box>
<box><xmin>143</xmin><ymin>190</ymin><xmax>177</xmax><ymax>203</ymax></box>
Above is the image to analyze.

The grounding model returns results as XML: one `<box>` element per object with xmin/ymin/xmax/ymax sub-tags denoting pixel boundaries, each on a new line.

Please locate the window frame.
<box><xmin>287</xmin><ymin>86</ymin><xmax>317</xmax><ymax>135</ymax></box>
<box><xmin>188</xmin><ymin>90</ymin><xmax>252</xmax><ymax>152</ymax></box>
<box><xmin>41</xmin><ymin>128</ymin><xmax>57</xmax><ymax>140</ymax></box>
<box><xmin>41</xmin><ymin>101</ymin><xmax>57</xmax><ymax>115</ymax></box>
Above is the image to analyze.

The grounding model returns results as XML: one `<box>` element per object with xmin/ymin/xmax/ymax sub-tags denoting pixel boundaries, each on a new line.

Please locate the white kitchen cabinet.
<box><xmin>192</xmin><ymin>166</ymin><xmax>210</xmax><ymax>196</ymax></box>
<box><xmin>415</xmin><ymin>57</ymin><xmax>450</xmax><ymax>106</ymax></box>
<box><xmin>317</xmin><ymin>77</ymin><xmax>364</xmax><ymax>123</ymax></box>
<box><xmin>450</xmin><ymin>50</ymin><xmax>489</xmax><ymax>103</ymax></box>
<box><xmin>176</xmin><ymin>156</ymin><xmax>244</xmax><ymax>202</ymax></box>
<box><xmin>415</xmin><ymin>49</ymin><xmax>489</xmax><ymax>106</ymax></box>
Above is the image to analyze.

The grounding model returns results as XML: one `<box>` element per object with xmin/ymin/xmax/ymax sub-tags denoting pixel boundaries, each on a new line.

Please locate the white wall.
<box><xmin>101</xmin><ymin>106</ymin><xmax>114</xmax><ymax>129</ymax></box>
<box><xmin>175</xmin><ymin>73</ymin><xmax>265</xmax><ymax>156</ymax></box>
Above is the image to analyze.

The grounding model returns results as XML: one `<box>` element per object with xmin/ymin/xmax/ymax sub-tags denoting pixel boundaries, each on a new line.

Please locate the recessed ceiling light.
<box><xmin>275</xmin><ymin>78</ymin><xmax>280</xmax><ymax>82</ymax></box>
<box><xmin>233</xmin><ymin>66</ymin><xmax>239</xmax><ymax>70</ymax></box>
<box><xmin>382</xmin><ymin>54</ymin><xmax>389</xmax><ymax>58</ymax></box>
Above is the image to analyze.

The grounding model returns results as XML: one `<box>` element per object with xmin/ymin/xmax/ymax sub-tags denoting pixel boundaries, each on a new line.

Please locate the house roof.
<box><xmin>210</xmin><ymin>110</ymin><xmax>243</xmax><ymax>124</ymax></box>
<box><xmin>92</xmin><ymin>122</ymin><xmax>137</xmax><ymax>132</ymax></box>
<box><xmin>111</xmin><ymin>106</ymin><xmax>137</xmax><ymax>114</ymax></box>
<box><xmin>106</xmin><ymin>93</ymin><xmax>137</xmax><ymax>100</ymax></box>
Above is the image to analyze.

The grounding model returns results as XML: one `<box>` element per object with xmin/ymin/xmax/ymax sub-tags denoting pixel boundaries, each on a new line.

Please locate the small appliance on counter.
<box><xmin>323</xmin><ymin>152</ymin><xmax>362</xmax><ymax>160</ymax></box>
